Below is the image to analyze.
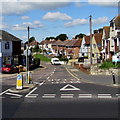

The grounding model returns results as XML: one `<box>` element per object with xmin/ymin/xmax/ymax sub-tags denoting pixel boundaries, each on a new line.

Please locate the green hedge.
<box><xmin>99</xmin><ymin>62</ymin><xmax>120</xmax><ymax>69</ymax></box>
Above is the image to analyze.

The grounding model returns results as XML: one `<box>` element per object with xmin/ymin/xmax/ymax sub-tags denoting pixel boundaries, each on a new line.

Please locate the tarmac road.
<box><xmin>1</xmin><ymin>63</ymin><xmax>120</xmax><ymax>120</ymax></box>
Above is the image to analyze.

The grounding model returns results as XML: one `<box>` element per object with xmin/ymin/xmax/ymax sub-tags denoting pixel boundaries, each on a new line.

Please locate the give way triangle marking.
<box><xmin>60</xmin><ymin>84</ymin><xmax>80</xmax><ymax>91</ymax></box>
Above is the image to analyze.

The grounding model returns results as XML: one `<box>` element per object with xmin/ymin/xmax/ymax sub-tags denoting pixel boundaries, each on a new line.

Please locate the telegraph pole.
<box><xmin>89</xmin><ymin>15</ymin><xmax>92</xmax><ymax>65</ymax></box>
<box><xmin>26</xmin><ymin>26</ymin><xmax>30</xmax><ymax>83</ymax></box>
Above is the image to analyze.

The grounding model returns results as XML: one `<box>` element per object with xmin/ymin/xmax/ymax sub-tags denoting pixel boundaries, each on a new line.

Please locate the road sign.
<box><xmin>23</xmin><ymin>49</ymin><xmax>31</xmax><ymax>56</ymax></box>
<box><xmin>60</xmin><ymin>84</ymin><xmax>80</xmax><ymax>91</ymax></box>
<box><xmin>16</xmin><ymin>74</ymin><xmax>23</xmax><ymax>90</ymax></box>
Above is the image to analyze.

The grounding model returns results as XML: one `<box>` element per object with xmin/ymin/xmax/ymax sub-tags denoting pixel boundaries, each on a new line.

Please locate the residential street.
<box><xmin>1</xmin><ymin>63</ymin><xmax>120</xmax><ymax>120</ymax></box>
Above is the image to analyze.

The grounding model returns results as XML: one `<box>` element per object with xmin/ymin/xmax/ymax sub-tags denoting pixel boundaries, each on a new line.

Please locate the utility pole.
<box><xmin>26</xmin><ymin>26</ymin><xmax>30</xmax><ymax>83</ymax></box>
<box><xmin>89</xmin><ymin>15</ymin><xmax>92</xmax><ymax>65</ymax></box>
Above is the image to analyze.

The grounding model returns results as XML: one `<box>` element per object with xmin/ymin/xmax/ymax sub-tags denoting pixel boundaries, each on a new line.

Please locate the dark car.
<box><xmin>1</xmin><ymin>64</ymin><xmax>19</xmax><ymax>74</ymax></box>
<box><xmin>78</xmin><ymin>57</ymin><xmax>84</xmax><ymax>62</ymax></box>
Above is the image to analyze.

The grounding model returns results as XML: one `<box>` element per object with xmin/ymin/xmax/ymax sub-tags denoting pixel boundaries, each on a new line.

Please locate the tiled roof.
<box><xmin>52</xmin><ymin>40</ymin><xmax>64</xmax><ymax>46</ymax></box>
<box><xmin>0</xmin><ymin>30</ymin><xmax>22</xmax><ymax>41</ymax></box>
<box><xmin>84</xmin><ymin>35</ymin><xmax>90</xmax><ymax>45</ymax></box>
<box><xmin>103</xmin><ymin>26</ymin><xmax>110</xmax><ymax>39</ymax></box>
<box><xmin>66</xmin><ymin>39</ymin><xmax>82</xmax><ymax>47</ymax></box>
<box><xmin>110</xmin><ymin>14</ymin><xmax>120</xmax><ymax>28</ymax></box>
<box><xmin>93</xmin><ymin>33</ymin><xmax>102</xmax><ymax>51</ymax></box>
<box><xmin>29</xmin><ymin>41</ymin><xmax>39</xmax><ymax>46</ymax></box>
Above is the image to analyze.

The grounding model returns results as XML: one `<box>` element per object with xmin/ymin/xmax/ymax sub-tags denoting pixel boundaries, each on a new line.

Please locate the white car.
<box><xmin>51</xmin><ymin>58</ymin><xmax>61</xmax><ymax>65</ymax></box>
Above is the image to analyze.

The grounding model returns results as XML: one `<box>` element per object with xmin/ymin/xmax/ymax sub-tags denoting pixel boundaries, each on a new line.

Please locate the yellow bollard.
<box><xmin>27</xmin><ymin>71</ymin><xmax>32</xmax><ymax>84</ymax></box>
<box><xmin>16</xmin><ymin>73</ymin><xmax>23</xmax><ymax>90</ymax></box>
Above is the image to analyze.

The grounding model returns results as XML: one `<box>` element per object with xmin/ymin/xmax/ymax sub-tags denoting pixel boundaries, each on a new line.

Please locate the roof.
<box><xmin>110</xmin><ymin>14</ymin><xmax>120</xmax><ymax>28</ymax></box>
<box><xmin>103</xmin><ymin>26</ymin><xmax>110</xmax><ymax>39</ymax></box>
<box><xmin>84</xmin><ymin>36</ymin><xmax>90</xmax><ymax>45</ymax></box>
<box><xmin>93</xmin><ymin>33</ymin><xmax>102</xmax><ymax>51</ymax></box>
<box><xmin>0</xmin><ymin>30</ymin><xmax>22</xmax><ymax>41</ymax></box>
<box><xmin>66</xmin><ymin>39</ymin><xmax>82</xmax><ymax>47</ymax></box>
<box><xmin>52</xmin><ymin>40</ymin><xmax>64</xmax><ymax>46</ymax></box>
<box><xmin>29</xmin><ymin>41</ymin><xmax>39</xmax><ymax>46</ymax></box>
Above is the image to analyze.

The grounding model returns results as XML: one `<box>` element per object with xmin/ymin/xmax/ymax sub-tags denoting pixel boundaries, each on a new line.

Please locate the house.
<box><xmin>101</xmin><ymin>26</ymin><xmax>110</xmax><ymax>61</ymax></box>
<box><xmin>0</xmin><ymin>30</ymin><xmax>22</xmax><ymax>71</ymax></box>
<box><xmin>79</xmin><ymin>33</ymin><xmax>102</xmax><ymax>64</ymax></box>
<box><xmin>39</xmin><ymin>40</ymin><xmax>56</xmax><ymax>54</ymax></box>
<box><xmin>65</xmin><ymin>39</ymin><xmax>82</xmax><ymax>59</ymax></box>
<box><xmin>109</xmin><ymin>14</ymin><xmax>120</xmax><ymax>59</ymax></box>
<box><xmin>29</xmin><ymin>40</ymin><xmax>40</xmax><ymax>48</ymax></box>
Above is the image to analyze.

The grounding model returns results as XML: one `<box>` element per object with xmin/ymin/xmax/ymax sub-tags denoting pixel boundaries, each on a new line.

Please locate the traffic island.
<box><xmin>8</xmin><ymin>83</ymin><xmax>38</xmax><ymax>94</ymax></box>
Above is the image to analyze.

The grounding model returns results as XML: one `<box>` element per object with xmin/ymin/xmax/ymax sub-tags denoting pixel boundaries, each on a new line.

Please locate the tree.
<box><xmin>56</xmin><ymin>34</ymin><xmax>68</xmax><ymax>41</ymax></box>
<box><xmin>45</xmin><ymin>37</ymin><xmax>55</xmax><ymax>41</ymax></box>
<box><xmin>29</xmin><ymin>37</ymin><xmax>36</xmax><ymax>43</ymax></box>
<box><xmin>75</xmin><ymin>33</ymin><xmax>86</xmax><ymax>39</ymax></box>
<box><xmin>25</xmin><ymin>36</ymin><xmax>36</xmax><ymax>44</ymax></box>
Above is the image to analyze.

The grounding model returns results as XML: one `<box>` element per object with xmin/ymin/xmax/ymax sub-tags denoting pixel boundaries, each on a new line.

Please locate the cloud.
<box><xmin>42</xmin><ymin>11</ymin><xmax>72</xmax><ymax>21</ymax></box>
<box><xmin>0</xmin><ymin>23</ymin><xmax>9</xmax><ymax>29</ymax></box>
<box><xmin>1</xmin><ymin>1</ymin><xmax>71</xmax><ymax>15</ymax></box>
<box><xmin>64</xmin><ymin>16</ymin><xmax>109</xmax><ymax>27</ymax></box>
<box><xmin>88</xmin><ymin>0</ymin><xmax>119</xmax><ymax>7</ymax></box>
<box><xmin>64</xmin><ymin>18</ymin><xmax>88</xmax><ymax>27</ymax></box>
<box><xmin>21</xmin><ymin>16</ymin><xmax>30</xmax><ymax>20</ymax></box>
<box><xmin>92</xmin><ymin>17</ymin><xmax>108</xmax><ymax>25</ymax></box>
<box><xmin>12</xmin><ymin>20</ymin><xmax>44</xmax><ymax>31</ymax></box>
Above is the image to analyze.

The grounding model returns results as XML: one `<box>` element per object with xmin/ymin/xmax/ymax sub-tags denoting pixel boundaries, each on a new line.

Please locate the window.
<box><xmin>5</xmin><ymin>42</ymin><xmax>10</xmax><ymax>49</ymax></box>
<box><xmin>93</xmin><ymin>44</ymin><xmax>96</xmax><ymax>48</ymax></box>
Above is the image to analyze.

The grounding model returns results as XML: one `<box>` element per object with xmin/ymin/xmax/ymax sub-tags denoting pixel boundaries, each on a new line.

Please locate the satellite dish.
<box><xmin>23</xmin><ymin>49</ymin><xmax>31</xmax><ymax>56</ymax></box>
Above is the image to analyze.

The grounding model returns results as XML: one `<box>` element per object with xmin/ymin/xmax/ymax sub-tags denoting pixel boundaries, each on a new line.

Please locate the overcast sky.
<box><xmin>0</xmin><ymin>0</ymin><xmax>119</xmax><ymax>42</ymax></box>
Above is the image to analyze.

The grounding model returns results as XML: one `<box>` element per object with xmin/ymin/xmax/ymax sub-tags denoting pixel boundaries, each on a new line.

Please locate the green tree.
<box><xmin>45</xmin><ymin>37</ymin><xmax>55</xmax><ymax>41</ymax></box>
<box><xmin>32</xmin><ymin>45</ymin><xmax>39</xmax><ymax>52</ymax></box>
<box><xmin>56</xmin><ymin>34</ymin><xmax>68</xmax><ymax>41</ymax></box>
<box><xmin>75</xmin><ymin>33</ymin><xmax>86</xmax><ymax>39</ymax></box>
<box><xmin>25</xmin><ymin>36</ymin><xmax>36</xmax><ymax>44</ymax></box>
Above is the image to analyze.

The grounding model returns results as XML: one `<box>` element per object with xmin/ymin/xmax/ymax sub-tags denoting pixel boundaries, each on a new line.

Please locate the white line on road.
<box><xmin>98</xmin><ymin>94</ymin><xmax>112</xmax><ymax>98</ymax></box>
<box><xmin>5</xmin><ymin>92</ymin><xmax>22</xmax><ymax>97</ymax></box>
<box><xmin>25</xmin><ymin>87</ymin><xmax>38</xmax><ymax>98</ymax></box>
<box><xmin>0</xmin><ymin>89</ymin><xmax>10</xmax><ymax>95</ymax></box>
<box><xmin>79</xmin><ymin>94</ymin><xmax>92</xmax><ymax>98</ymax></box>
<box><xmin>11</xmin><ymin>96</ymin><xmax>22</xmax><ymax>99</ymax></box>
<box><xmin>42</xmin><ymin>94</ymin><xmax>56</xmax><ymax>98</ymax></box>
<box><xmin>61</xmin><ymin>94</ymin><xmax>74</xmax><ymax>98</ymax></box>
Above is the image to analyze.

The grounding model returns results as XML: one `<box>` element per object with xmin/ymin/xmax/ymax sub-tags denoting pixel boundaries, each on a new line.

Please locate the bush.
<box><xmin>99</xmin><ymin>62</ymin><xmax>120</xmax><ymax>69</ymax></box>
<box><xmin>33</xmin><ymin>58</ymin><xmax>40</xmax><ymax>66</ymax></box>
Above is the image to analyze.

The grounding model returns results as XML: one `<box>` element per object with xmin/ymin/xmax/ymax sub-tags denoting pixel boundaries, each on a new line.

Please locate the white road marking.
<box><xmin>98</xmin><ymin>94</ymin><xmax>112</xmax><ymax>98</ymax></box>
<box><xmin>60</xmin><ymin>84</ymin><xmax>80</xmax><ymax>91</ymax></box>
<box><xmin>0</xmin><ymin>89</ymin><xmax>10</xmax><ymax>95</ymax></box>
<box><xmin>5</xmin><ymin>92</ymin><xmax>22</xmax><ymax>97</ymax></box>
<box><xmin>79</xmin><ymin>94</ymin><xmax>92</xmax><ymax>98</ymax></box>
<box><xmin>25</xmin><ymin>87</ymin><xmax>38</xmax><ymax>98</ymax></box>
<box><xmin>11</xmin><ymin>96</ymin><xmax>22</xmax><ymax>99</ymax></box>
<box><xmin>61</xmin><ymin>94</ymin><xmax>74</xmax><ymax>98</ymax></box>
<box><xmin>116</xmin><ymin>94</ymin><xmax>120</xmax><ymax>98</ymax></box>
<box><xmin>42</xmin><ymin>94</ymin><xmax>56</xmax><ymax>98</ymax></box>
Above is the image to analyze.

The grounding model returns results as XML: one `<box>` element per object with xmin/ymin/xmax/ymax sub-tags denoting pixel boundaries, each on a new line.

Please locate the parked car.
<box><xmin>1</xmin><ymin>64</ymin><xmax>19</xmax><ymax>73</ymax></box>
<box><xmin>51</xmin><ymin>58</ymin><xmax>61</xmax><ymax>65</ymax></box>
<box><xmin>78</xmin><ymin>57</ymin><xmax>84</xmax><ymax>62</ymax></box>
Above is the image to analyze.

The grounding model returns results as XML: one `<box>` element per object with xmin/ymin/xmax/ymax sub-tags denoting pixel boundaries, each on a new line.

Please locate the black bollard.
<box><xmin>112</xmin><ymin>72</ymin><xmax>116</xmax><ymax>84</ymax></box>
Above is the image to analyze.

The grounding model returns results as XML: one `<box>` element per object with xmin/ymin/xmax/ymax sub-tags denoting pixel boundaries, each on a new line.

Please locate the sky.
<box><xmin>0</xmin><ymin>0</ymin><xmax>119</xmax><ymax>43</ymax></box>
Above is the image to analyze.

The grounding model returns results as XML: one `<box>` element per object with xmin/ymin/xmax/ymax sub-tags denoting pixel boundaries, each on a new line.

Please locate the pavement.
<box><xmin>65</xmin><ymin>64</ymin><xmax>120</xmax><ymax>88</ymax></box>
